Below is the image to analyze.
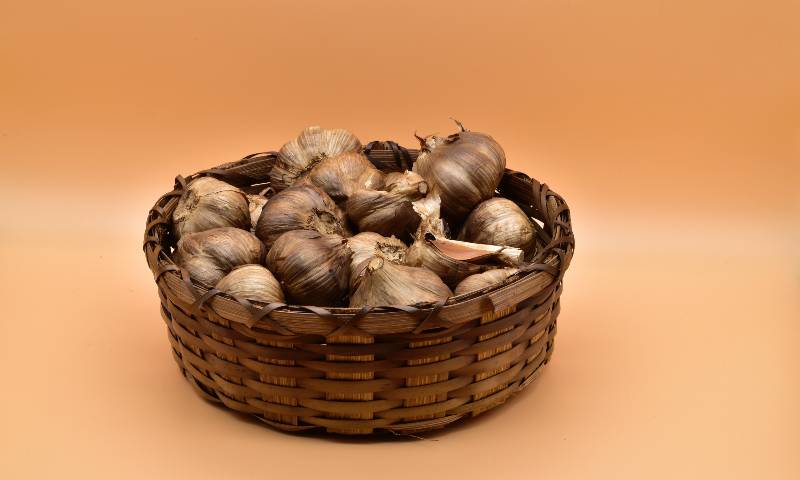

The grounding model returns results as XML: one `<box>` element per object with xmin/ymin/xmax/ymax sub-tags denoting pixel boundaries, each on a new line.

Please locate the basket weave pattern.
<box><xmin>143</xmin><ymin>142</ymin><xmax>574</xmax><ymax>434</ymax></box>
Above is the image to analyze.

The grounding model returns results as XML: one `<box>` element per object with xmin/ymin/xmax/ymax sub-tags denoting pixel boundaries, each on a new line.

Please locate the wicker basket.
<box><xmin>143</xmin><ymin>141</ymin><xmax>574</xmax><ymax>435</ymax></box>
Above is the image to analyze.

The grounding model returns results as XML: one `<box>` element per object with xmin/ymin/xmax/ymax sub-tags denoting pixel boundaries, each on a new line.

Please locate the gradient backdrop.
<box><xmin>1</xmin><ymin>1</ymin><xmax>798</xmax><ymax>479</ymax></box>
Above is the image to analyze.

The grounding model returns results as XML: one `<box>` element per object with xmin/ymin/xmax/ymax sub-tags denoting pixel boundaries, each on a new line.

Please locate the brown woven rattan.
<box><xmin>143</xmin><ymin>141</ymin><xmax>574</xmax><ymax>435</ymax></box>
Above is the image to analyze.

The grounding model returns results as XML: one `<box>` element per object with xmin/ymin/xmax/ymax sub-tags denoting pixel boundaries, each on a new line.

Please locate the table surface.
<box><xmin>1</xmin><ymin>1</ymin><xmax>798</xmax><ymax>479</ymax></box>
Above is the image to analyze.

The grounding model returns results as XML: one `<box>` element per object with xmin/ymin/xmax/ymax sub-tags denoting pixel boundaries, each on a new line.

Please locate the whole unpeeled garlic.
<box><xmin>346</xmin><ymin>232</ymin><xmax>407</xmax><ymax>288</ymax></box>
<box><xmin>299</xmin><ymin>151</ymin><xmax>384</xmax><ymax>202</ymax></box>
<box><xmin>270</xmin><ymin>126</ymin><xmax>362</xmax><ymax>190</ymax></box>
<box><xmin>345</xmin><ymin>171</ymin><xmax>428</xmax><ymax>239</ymax></box>
<box><xmin>216</xmin><ymin>264</ymin><xmax>285</xmax><ymax>303</ymax></box>
<box><xmin>246</xmin><ymin>194</ymin><xmax>268</xmax><ymax>232</ymax></box>
<box><xmin>406</xmin><ymin>195</ymin><xmax>524</xmax><ymax>287</ymax></box>
<box><xmin>459</xmin><ymin>198</ymin><xmax>536</xmax><ymax>254</ymax></box>
<box><xmin>350</xmin><ymin>257</ymin><xmax>452</xmax><ymax>307</ymax></box>
<box><xmin>255</xmin><ymin>184</ymin><xmax>351</xmax><ymax>250</ymax></box>
<box><xmin>266</xmin><ymin>230</ymin><xmax>351</xmax><ymax>306</ymax></box>
<box><xmin>412</xmin><ymin>120</ymin><xmax>506</xmax><ymax>222</ymax></box>
<box><xmin>172</xmin><ymin>177</ymin><xmax>250</xmax><ymax>239</ymax></box>
<box><xmin>173</xmin><ymin>227</ymin><xmax>265</xmax><ymax>286</ymax></box>
<box><xmin>454</xmin><ymin>268</ymin><xmax>520</xmax><ymax>296</ymax></box>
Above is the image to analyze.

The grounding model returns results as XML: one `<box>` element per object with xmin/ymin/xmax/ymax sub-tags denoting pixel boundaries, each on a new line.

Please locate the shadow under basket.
<box><xmin>143</xmin><ymin>142</ymin><xmax>575</xmax><ymax>435</ymax></box>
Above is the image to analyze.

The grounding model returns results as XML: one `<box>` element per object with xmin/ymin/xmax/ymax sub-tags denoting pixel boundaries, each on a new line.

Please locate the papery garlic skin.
<box><xmin>345</xmin><ymin>172</ymin><xmax>427</xmax><ymax>239</ymax></box>
<box><xmin>271</xmin><ymin>126</ymin><xmax>362</xmax><ymax>190</ymax></box>
<box><xmin>300</xmin><ymin>152</ymin><xmax>384</xmax><ymax>202</ymax></box>
<box><xmin>459</xmin><ymin>198</ymin><xmax>536</xmax><ymax>254</ymax></box>
<box><xmin>266</xmin><ymin>230</ymin><xmax>351</xmax><ymax>307</ymax></box>
<box><xmin>412</xmin><ymin>122</ymin><xmax>505</xmax><ymax>222</ymax></box>
<box><xmin>454</xmin><ymin>268</ymin><xmax>519</xmax><ymax>296</ymax></box>
<box><xmin>346</xmin><ymin>232</ymin><xmax>407</xmax><ymax>288</ymax></box>
<box><xmin>350</xmin><ymin>257</ymin><xmax>451</xmax><ymax>307</ymax></box>
<box><xmin>173</xmin><ymin>227</ymin><xmax>265</xmax><ymax>287</ymax></box>
<box><xmin>173</xmin><ymin>177</ymin><xmax>250</xmax><ymax>239</ymax></box>
<box><xmin>255</xmin><ymin>184</ymin><xmax>351</xmax><ymax>250</ymax></box>
<box><xmin>216</xmin><ymin>264</ymin><xmax>285</xmax><ymax>303</ymax></box>
<box><xmin>246</xmin><ymin>194</ymin><xmax>268</xmax><ymax>233</ymax></box>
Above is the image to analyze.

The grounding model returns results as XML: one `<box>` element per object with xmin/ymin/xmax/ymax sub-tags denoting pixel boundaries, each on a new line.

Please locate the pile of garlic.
<box><xmin>172</xmin><ymin>123</ymin><xmax>537</xmax><ymax>308</ymax></box>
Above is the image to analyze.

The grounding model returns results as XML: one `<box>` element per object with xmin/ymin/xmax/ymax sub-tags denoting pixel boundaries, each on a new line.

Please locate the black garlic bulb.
<box><xmin>299</xmin><ymin>151</ymin><xmax>384</xmax><ymax>202</ymax></box>
<box><xmin>270</xmin><ymin>126</ymin><xmax>362</xmax><ymax>190</ymax></box>
<box><xmin>266</xmin><ymin>230</ymin><xmax>351</xmax><ymax>306</ymax></box>
<box><xmin>345</xmin><ymin>171</ymin><xmax>428</xmax><ymax>239</ymax></box>
<box><xmin>350</xmin><ymin>257</ymin><xmax>452</xmax><ymax>307</ymax></box>
<box><xmin>454</xmin><ymin>268</ymin><xmax>520</xmax><ymax>296</ymax></box>
<box><xmin>216</xmin><ymin>264</ymin><xmax>285</xmax><ymax>303</ymax></box>
<box><xmin>412</xmin><ymin>120</ymin><xmax>506</xmax><ymax>222</ymax></box>
<box><xmin>255</xmin><ymin>184</ymin><xmax>351</xmax><ymax>250</ymax></box>
<box><xmin>346</xmin><ymin>232</ymin><xmax>407</xmax><ymax>289</ymax></box>
<box><xmin>172</xmin><ymin>177</ymin><xmax>250</xmax><ymax>239</ymax></box>
<box><xmin>459</xmin><ymin>198</ymin><xmax>536</xmax><ymax>254</ymax></box>
<box><xmin>173</xmin><ymin>227</ymin><xmax>265</xmax><ymax>287</ymax></box>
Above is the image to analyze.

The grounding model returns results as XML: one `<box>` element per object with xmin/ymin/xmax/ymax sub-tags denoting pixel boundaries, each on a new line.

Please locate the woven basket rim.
<box><xmin>143</xmin><ymin>143</ymin><xmax>574</xmax><ymax>336</ymax></box>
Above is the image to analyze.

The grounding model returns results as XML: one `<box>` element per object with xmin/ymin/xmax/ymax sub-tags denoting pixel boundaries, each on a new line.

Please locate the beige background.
<box><xmin>1</xmin><ymin>1</ymin><xmax>798</xmax><ymax>478</ymax></box>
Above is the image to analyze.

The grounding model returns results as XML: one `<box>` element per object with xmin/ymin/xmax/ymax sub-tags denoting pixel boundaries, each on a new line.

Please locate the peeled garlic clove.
<box><xmin>300</xmin><ymin>152</ymin><xmax>384</xmax><ymax>202</ymax></box>
<box><xmin>255</xmin><ymin>184</ymin><xmax>351</xmax><ymax>250</ymax></box>
<box><xmin>345</xmin><ymin>173</ymin><xmax>428</xmax><ymax>239</ymax></box>
<box><xmin>246</xmin><ymin>194</ymin><xmax>268</xmax><ymax>233</ymax></box>
<box><xmin>173</xmin><ymin>227</ymin><xmax>265</xmax><ymax>286</ymax></box>
<box><xmin>346</xmin><ymin>232</ymin><xmax>407</xmax><ymax>289</ymax></box>
<box><xmin>406</xmin><ymin>233</ymin><xmax>523</xmax><ymax>287</ymax></box>
<box><xmin>412</xmin><ymin>120</ymin><xmax>506</xmax><ymax>222</ymax></box>
<box><xmin>172</xmin><ymin>177</ymin><xmax>250</xmax><ymax>239</ymax></box>
<box><xmin>216</xmin><ymin>264</ymin><xmax>285</xmax><ymax>303</ymax></box>
<box><xmin>271</xmin><ymin>126</ymin><xmax>362</xmax><ymax>190</ymax></box>
<box><xmin>266</xmin><ymin>230</ymin><xmax>351</xmax><ymax>306</ymax></box>
<box><xmin>350</xmin><ymin>257</ymin><xmax>451</xmax><ymax>307</ymax></box>
<box><xmin>454</xmin><ymin>268</ymin><xmax>520</xmax><ymax>296</ymax></box>
<box><xmin>459</xmin><ymin>198</ymin><xmax>536</xmax><ymax>254</ymax></box>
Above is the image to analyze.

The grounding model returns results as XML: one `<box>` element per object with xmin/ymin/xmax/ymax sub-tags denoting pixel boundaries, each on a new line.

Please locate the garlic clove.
<box><xmin>412</xmin><ymin>120</ymin><xmax>506</xmax><ymax>223</ymax></box>
<box><xmin>406</xmin><ymin>233</ymin><xmax>523</xmax><ymax>287</ymax></box>
<box><xmin>255</xmin><ymin>184</ymin><xmax>351</xmax><ymax>250</ymax></box>
<box><xmin>454</xmin><ymin>268</ymin><xmax>520</xmax><ymax>296</ymax></box>
<box><xmin>346</xmin><ymin>232</ymin><xmax>407</xmax><ymax>289</ymax></box>
<box><xmin>216</xmin><ymin>264</ymin><xmax>285</xmax><ymax>304</ymax></box>
<box><xmin>300</xmin><ymin>151</ymin><xmax>384</xmax><ymax>202</ymax></box>
<box><xmin>173</xmin><ymin>227</ymin><xmax>265</xmax><ymax>287</ymax></box>
<box><xmin>246</xmin><ymin>194</ymin><xmax>268</xmax><ymax>233</ymax></box>
<box><xmin>350</xmin><ymin>257</ymin><xmax>451</xmax><ymax>307</ymax></box>
<box><xmin>458</xmin><ymin>198</ymin><xmax>536</xmax><ymax>255</ymax></box>
<box><xmin>271</xmin><ymin>126</ymin><xmax>362</xmax><ymax>190</ymax></box>
<box><xmin>265</xmin><ymin>230</ymin><xmax>351</xmax><ymax>307</ymax></box>
<box><xmin>172</xmin><ymin>177</ymin><xmax>250</xmax><ymax>239</ymax></box>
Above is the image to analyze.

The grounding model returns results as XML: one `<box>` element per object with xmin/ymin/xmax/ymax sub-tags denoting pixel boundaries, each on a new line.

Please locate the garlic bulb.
<box><xmin>173</xmin><ymin>227</ymin><xmax>265</xmax><ymax>287</ymax></box>
<box><xmin>300</xmin><ymin>151</ymin><xmax>384</xmax><ymax>202</ymax></box>
<box><xmin>246</xmin><ymin>194</ymin><xmax>268</xmax><ymax>233</ymax></box>
<box><xmin>459</xmin><ymin>198</ymin><xmax>536</xmax><ymax>254</ymax></box>
<box><xmin>172</xmin><ymin>177</ymin><xmax>250</xmax><ymax>239</ymax></box>
<box><xmin>406</xmin><ymin>195</ymin><xmax>523</xmax><ymax>287</ymax></box>
<box><xmin>346</xmin><ymin>232</ymin><xmax>407</xmax><ymax>288</ymax></box>
<box><xmin>266</xmin><ymin>230</ymin><xmax>351</xmax><ymax>306</ymax></box>
<box><xmin>412</xmin><ymin>120</ymin><xmax>506</xmax><ymax>222</ymax></box>
<box><xmin>345</xmin><ymin>171</ymin><xmax>428</xmax><ymax>239</ymax></box>
<box><xmin>255</xmin><ymin>184</ymin><xmax>351</xmax><ymax>250</ymax></box>
<box><xmin>454</xmin><ymin>268</ymin><xmax>520</xmax><ymax>296</ymax></box>
<box><xmin>350</xmin><ymin>257</ymin><xmax>451</xmax><ymax>307</ymax></box>
<box><xmin>270</xmin><ymin>126</ymin><xmax>362</xmax><ymax>190</ymax></box>
<box><xmin>216</xmin><ymin>264</ymin><xmax>285</xmax><ymax>303</ymax></box>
